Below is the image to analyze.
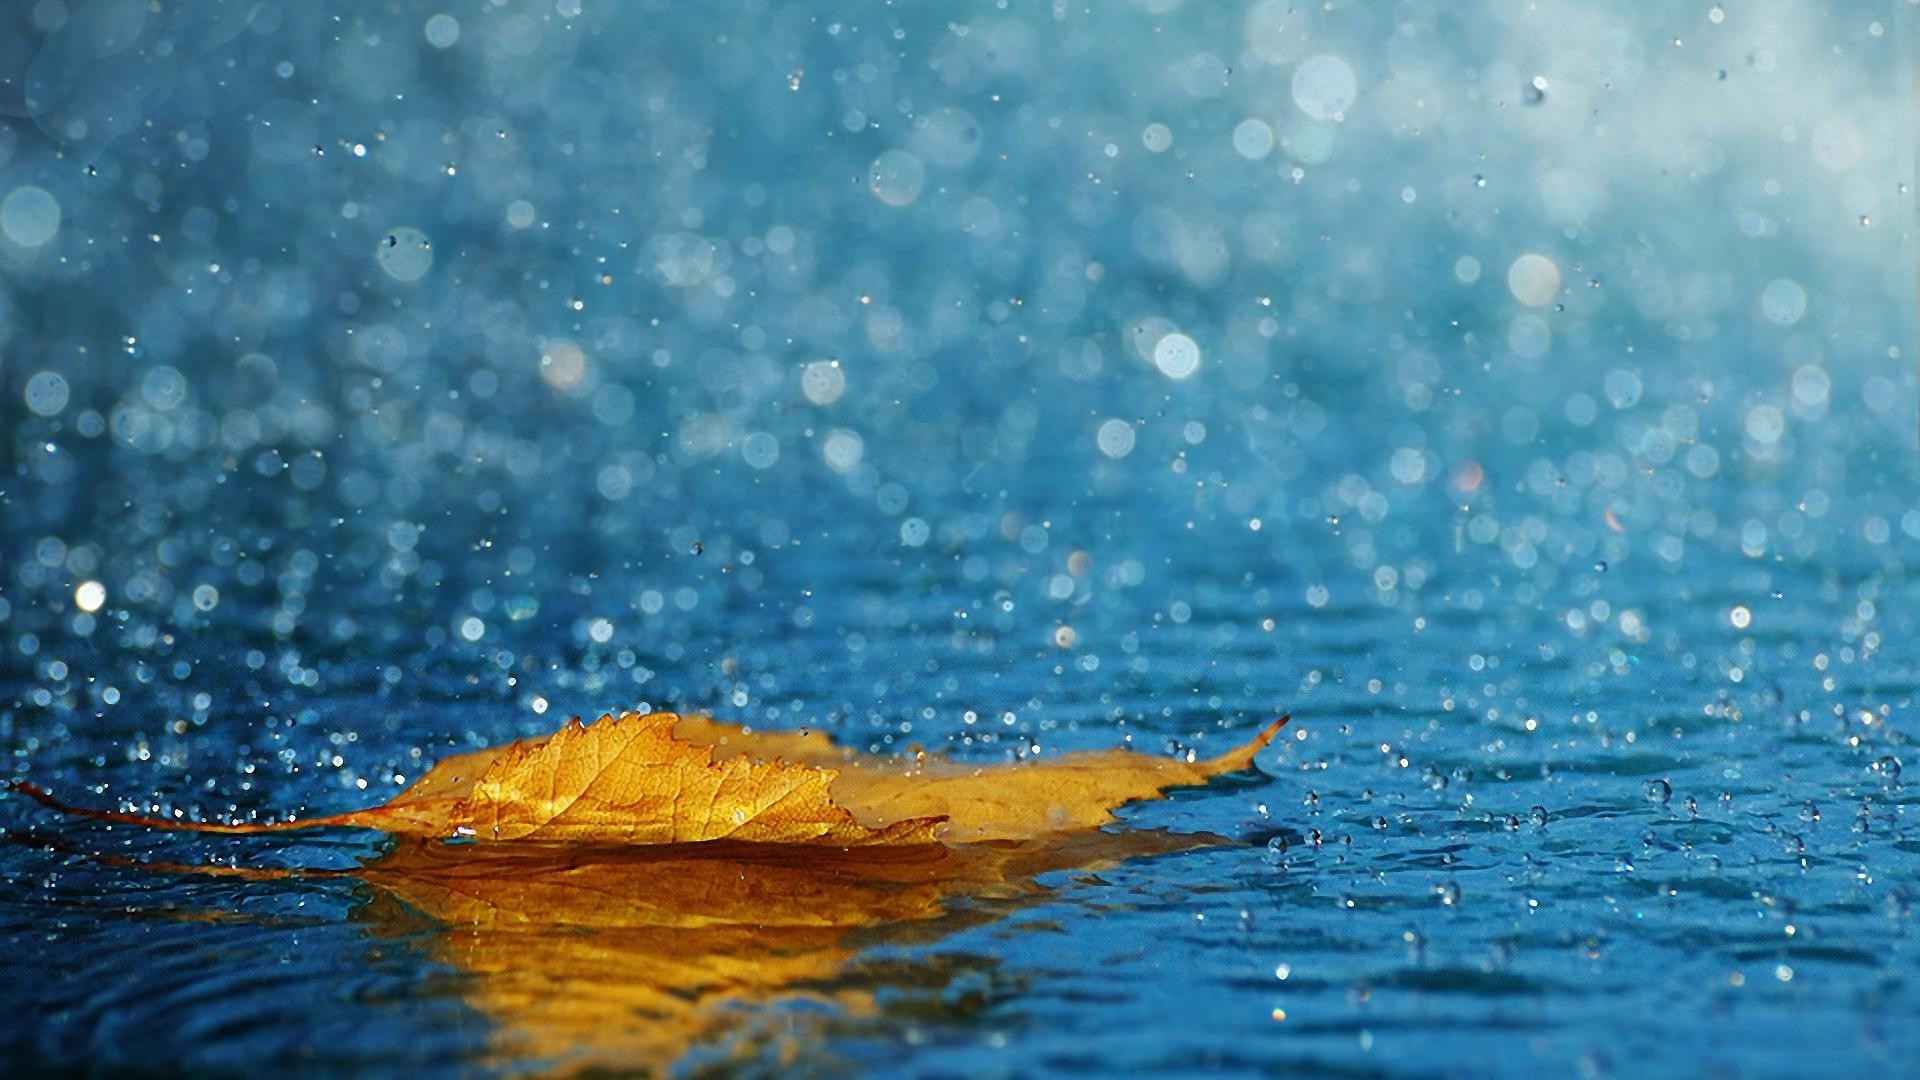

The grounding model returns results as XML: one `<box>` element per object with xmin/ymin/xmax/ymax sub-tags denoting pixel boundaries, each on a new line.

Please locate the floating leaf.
<box><xmin>14</xmin><ymin>712</ymin><xmax>1287</xmax><ymax>1073</ymax></box>
<box><xmin>15</xmin><ymin>710</ymin><xmax>1287</xmax><ymax>848</ymax></box>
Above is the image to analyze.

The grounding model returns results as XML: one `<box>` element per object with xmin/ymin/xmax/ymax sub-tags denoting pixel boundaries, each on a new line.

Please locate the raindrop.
<box><xmin>376</xmin><ymin>226</ymin><xmax>433</xmax><ymax>282</ymax></box>
<box><xmin>1152</xmin><ymin>332</ymin><xmax>1201</xmax><ymax>379</ymax></box>
<box><xmin>1291</xmin><ymin>56</ymin><xmax>1357</xmax><ymax>120</ymax></box>
<box><xmin>424</xmin><ymin>14</ymin><xmax>461</xmax><ymax>48</ymax></box>
<box><xmin>868</xmin><ymin>149</ymin><xmax>926</xmax><ymax>207</ymax></box>
<box><xmin>2</xmin><ymin>186</ymin><xmax>61</xmax><ymax>247</ymax></box>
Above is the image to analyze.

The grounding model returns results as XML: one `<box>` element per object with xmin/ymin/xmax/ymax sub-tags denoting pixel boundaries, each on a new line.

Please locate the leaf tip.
<box><xmin>1201</xmin><ymin>714</ymin><xmax>1290</xmax><ymax>775</ymax></box>
<box><xmin>1254</xmin><ymin>714</ymin><xmax>1291</xmax><ymax>749</ymax></box>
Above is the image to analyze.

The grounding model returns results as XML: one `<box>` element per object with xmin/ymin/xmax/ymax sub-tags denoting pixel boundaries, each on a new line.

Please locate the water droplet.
<box><xmin>1874</xmin><ymin>756</ymin><xmax>1902</xmax><ymax>779</ymax></box>
<box><xmin>1528</xmin><ymin>805</ymin><xmax>1548</xmax><ymax>827</ymax></box>
<box><xmin>1644</xmin><ymin>778</ymin><xmax>1672</xmax><ymax>805</ymax></box>
<box><xmin>1437</xmin><ymin>881</ymin><xmax>1461</xmax><ymax>906</ymax></box>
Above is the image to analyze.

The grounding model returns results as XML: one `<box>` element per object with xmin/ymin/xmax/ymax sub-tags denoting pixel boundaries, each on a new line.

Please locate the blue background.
<box><xmin>3</xmin><ymin>1</ymin><xmax>1918</xmax><ymax>1074</ymax></box>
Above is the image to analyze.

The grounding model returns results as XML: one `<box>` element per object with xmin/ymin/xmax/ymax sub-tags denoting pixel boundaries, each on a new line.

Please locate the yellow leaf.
<box><xmin>22</xmin><ymin>713</ymin><xmax>1288</xmax><ymax>1073</ymax></box>
<box><xmin>14</xmin><ymin>710</ymin><xmax>1286</xmax><ymax>848</ymax></box>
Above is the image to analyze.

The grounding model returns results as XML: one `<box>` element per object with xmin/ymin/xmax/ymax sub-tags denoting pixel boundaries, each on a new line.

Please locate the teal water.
<box><xmin>3</xmin><ymin>2</ymin><xmax>1918</xmax><ymax>1075</ymax></box>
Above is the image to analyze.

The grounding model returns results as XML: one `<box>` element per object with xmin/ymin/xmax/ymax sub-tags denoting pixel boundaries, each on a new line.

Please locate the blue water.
<box><xmin>4</xmin><ymin>2</ymin><xmax>1919</xmax><ymax>1075</ymax></box>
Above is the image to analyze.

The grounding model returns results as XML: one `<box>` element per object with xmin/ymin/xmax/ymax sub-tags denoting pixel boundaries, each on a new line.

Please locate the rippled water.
<box><xmin>4</xmin><ymin>1</ymin><xmax>1919</xmax><ymax>1075</ymax></box>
